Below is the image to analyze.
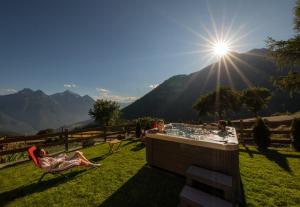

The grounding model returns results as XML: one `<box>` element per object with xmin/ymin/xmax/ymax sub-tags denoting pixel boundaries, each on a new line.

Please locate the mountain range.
<box><xmin>122</xmin><ymin>48</ymin><xmax>300</xmax><ymax>121</ymax></box>
<box><xmin>0</xmin><ymin>89</ymin><xmax>95</xmax><ymax>135</ymax></box>
<box><xmin>2</xmin><ymin>48</ymin><xmax>300</xmax><ymax>134</ymax></box>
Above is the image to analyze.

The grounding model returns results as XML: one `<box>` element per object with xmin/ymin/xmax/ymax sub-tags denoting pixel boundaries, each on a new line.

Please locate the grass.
<box><xmin>0</xmin><ymin>139</ymin><xmax>300</xmax><ymax>207</ymax></box>
<box><xmin>240</xmin><ymin>145</ymin><xmax>300</xmax><ymax>207</ymax></box>
<box><xmin>0</xmin><ymin>139</ymin><xmax>184</xmax><ymax>207</ymax></box>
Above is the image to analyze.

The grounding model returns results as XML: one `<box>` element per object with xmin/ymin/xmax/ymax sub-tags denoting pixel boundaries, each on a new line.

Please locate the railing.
<box><xmin>233</xmin><ymin>119</ymin><xmax>292</xmax><ymax>146</ymax></box>
<box><xmin>236</xmin><ymin>128</ymin><xmax>291</xmax><ymax>145</ymax></box>
<box><xmin>0</xmin><ymin>124</ymin><xmax>136</xmax><ymax>157</ymax></box>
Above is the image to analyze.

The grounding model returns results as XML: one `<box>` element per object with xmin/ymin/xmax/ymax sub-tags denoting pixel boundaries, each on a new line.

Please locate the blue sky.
<box><xmin>0</xmin><ymin>0</ymin><xmax>296</xmax><ymax>102</ymax></box>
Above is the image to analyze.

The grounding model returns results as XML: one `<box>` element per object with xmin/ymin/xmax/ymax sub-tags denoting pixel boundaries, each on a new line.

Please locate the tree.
<box><xmin>241</xmin><ymin>87</ymin><xmax>272</xmax><ymax>116</ymax></box>
<box><xmin>89</xmin><ymin>99</ymin><xmax>120</xmax><ymax>127</ymax></box>
<box><xmin>266</xmin><ymin>0</ymin><xmax>300</xmax><ymax>95</ymax></box>
<box><xmin>253</xmin><ymin>117</ymin><xmax>271</xmax><ymax>150</ymax></box>
<box><xmin>193</xmin><ymin>87</ymin><xmax>241</xmax><ymax>120</ymax></box>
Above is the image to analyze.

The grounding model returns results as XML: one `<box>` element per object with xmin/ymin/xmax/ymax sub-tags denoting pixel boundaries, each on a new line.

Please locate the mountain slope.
<box><xmin>0</xmin><ymin>111</ymin><xmax>36</xmax><ymax>135</ymax></box>
<box><xmin>122</xmin><ymin>49</ymin><xmax>300</xmax><ymax>121</ymax></box>
<box><xmin>0</xmin><ymin>89</ymin><xmax>95</xmax><ymax>134</ymax></box>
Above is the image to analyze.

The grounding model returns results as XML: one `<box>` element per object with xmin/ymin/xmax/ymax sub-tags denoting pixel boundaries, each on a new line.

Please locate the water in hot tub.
<box><xmin>164</xmin><ymin>123</ymin><xmax>236</xmax><ymax>143</ymax></box>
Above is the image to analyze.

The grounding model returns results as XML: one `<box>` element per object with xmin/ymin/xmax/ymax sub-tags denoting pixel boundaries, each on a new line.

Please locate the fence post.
<box><xmin>239</xmin><ymin>119</ymin><xmax>244</xmax><ymax>144</ymax></box>
<box><xmin>64</xmin><ymin>129</ymin><xmax>69</xmax><ymax>152</ymax></box>
<box><xmin>104</xmin><ymin>126</ymin><xmax>107</xmax><ymax>142</ymax></box>
<box><xmin>123</xmin><ymin>127</ymin><xmax>126</xmax><ymax>139</ymax></box>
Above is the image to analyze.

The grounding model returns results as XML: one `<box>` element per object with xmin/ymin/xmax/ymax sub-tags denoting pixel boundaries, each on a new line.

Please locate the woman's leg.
<box><xmin>80</xmin><ymin>159</ymin><xmax>101</xmax><ymax>167</ymax></box>
<box><xmin>65</xmin><ymin>151</ymin><xmax>89</xmax><ymax>162</ymax></box>
<box><xmin>73</xmin><ymin>151</ymin><xmax>92</xmax><ymax>163</ymax></box>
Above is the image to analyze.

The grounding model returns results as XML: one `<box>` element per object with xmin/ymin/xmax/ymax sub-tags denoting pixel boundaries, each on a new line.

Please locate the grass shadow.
<box><xmin>240</xmin><ymin>147</ymin><xmax>293</xmax><ymax>173</ymax></box>
<box><xmin>259</xmin><ymin>149</ymin><xmax>293</xmax><ymax>174</ymax></box>
<box><xmin>0</xmin><ymin>169</ymin><xmax>86</xmax><ymax>206</ymax></box>
<box><xmin>121</xmin><ymin>138</ymin><xmax>140</xmax><ymax>147</ymax></box>
<box><xmin>130</xmin><ymin>143</ymin><xmax>145</xmax><ymax>152</ymax></box>
<box><xmin>241</xmin><ymin>144</ymin><xmax>254</xmax><ymax>158</ymax></box>
<box><xmin>98</xmin><ymin>166</ymin><xmax>185</xmax><ymax>207</ymax></box>
<box><xmin>90</xmin><ymin>153</ymin><xmax>111</xmax><ymax>162</ymax></box>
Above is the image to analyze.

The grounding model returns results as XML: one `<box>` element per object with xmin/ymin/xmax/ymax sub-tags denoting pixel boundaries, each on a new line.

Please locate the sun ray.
<box><xmin>228</xmin><ymin>53</ymin><xmax>267</xmax><ymax>76</ymax></box>
<box><xmin>201</xmin><ymin>62</ymin><xmax>218</xmax><ymax>92</ymax></box>
<box><xmin>226</xmin><ymin>55</ymin><xmax>254</xmax><ymax>88</ymax></box>
<box><xmin>215</xmin><ymin>60</ymin><xmax>222</xmax><ymax>119</ymax></box>
<box><xmin>207</xmin><ymin>3</ymin><xmax>220</xmax><ymax>42</ymax></box>
<box><xmin>222</xmin><ymin>57</ymin><xmax>235</xmax><ymax>89</ymax></box>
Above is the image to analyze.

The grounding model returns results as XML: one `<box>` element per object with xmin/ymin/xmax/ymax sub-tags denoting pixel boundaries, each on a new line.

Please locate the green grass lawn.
<box><xmin>0</xmin><ymin>139</ymin><xmax>184</xmax><ymax>207</ymax></box>
<box><xmin>0</xmin><ymin>139</ymin><xmax>300</xmax><ymax>207</ymax></box>
<box><xmin>239</xmin><ymin>146</ymin><xmax>300</xmax><ymax>207</ymax></box>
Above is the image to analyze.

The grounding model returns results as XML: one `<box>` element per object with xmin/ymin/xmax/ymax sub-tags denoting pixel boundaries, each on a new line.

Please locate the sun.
<box><xmin>213</xmin><ymin>41</ymin><xmax>230</xmax><ymax>57</ymax></box>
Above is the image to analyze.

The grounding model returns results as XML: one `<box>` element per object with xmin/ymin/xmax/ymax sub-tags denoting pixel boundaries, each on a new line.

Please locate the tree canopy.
<box><xmin>89</xmin><ymin>99</ymin><xmax>120</xmax><ymax>127</ymax></box>
<box><xmin>193</xmin><ymin>87</ymin><xmax>241</xmax><ymax>120</ymax></box>
<box><xmin>266</xmin><ymin>0</ymin><xmax>300</xmax><ymax>95</ymax></box>
<box><xmin>241</xmin><ymin>87</ymin><xmax>272</xmax><ymax>116</ymax></box>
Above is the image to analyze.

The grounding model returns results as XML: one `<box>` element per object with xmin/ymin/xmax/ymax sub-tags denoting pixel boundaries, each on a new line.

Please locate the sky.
<box><xmin>0</xmin><ymin>0</ymin><xmax>296</xmax><ymax>102</ymax></box>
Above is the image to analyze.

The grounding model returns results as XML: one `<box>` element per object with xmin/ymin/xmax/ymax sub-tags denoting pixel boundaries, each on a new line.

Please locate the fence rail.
<box><xmin>0</xmin><ymin>124</ymin><xmax>135</xmax><ymax>157</ymax></box>
<box><xmin>235</xmin><ymin>120</ymin><xmax>292</xmax><ymax>145</ymax></box>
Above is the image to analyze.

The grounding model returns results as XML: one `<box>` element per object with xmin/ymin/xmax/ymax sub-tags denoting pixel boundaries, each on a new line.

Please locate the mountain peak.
<box><xmin>19</xmin><ymin>88</ymin><xmax>34</xmax><ymax>94</ymax></box>
<box><xmin>63</xmin><ymin>90</ymin><xmax>80</xmax><ymax>96</ymax></box>
<box><xmin>51</xmin><ymin>90</ymin><xmax>80</xmax><ymax>98</ymax></box>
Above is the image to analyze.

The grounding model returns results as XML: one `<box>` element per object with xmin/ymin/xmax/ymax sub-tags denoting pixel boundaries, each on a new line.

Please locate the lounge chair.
<box><xmin>27</xmin><ymin>146</ymin><xmax>74</xmax><ymax>182</ymax></box>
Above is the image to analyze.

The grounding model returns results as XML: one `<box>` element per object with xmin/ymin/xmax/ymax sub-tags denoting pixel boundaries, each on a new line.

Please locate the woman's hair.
<box><xmin>33</xmin><ymin>147</ymin><xmax>43</xmax><ymax>158</ymax></box>
<box><xmin>157</xmin><ymin>119</ymin><xmax>164</xmax><ymax>124</ymax></box>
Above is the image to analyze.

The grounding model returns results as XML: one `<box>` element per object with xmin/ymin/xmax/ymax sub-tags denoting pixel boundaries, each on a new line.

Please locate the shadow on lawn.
<box><xmin>240</xmin><ymin>147</ymin><xmax>295</xmax><ymax>173</ymax></box>
<box><xmin>0</xmin><ymin>169</ymin><xmax>86</xmax><ymax>206</ymax></box>
<box><xmin>121</xmin><ymin>138</ymin><xmax>140</xmax><ymax>147</ymax></box>
<box><xmin>91</xmin><ymin>153</ymin><xmax>111</xmax><ymax>162</ymax></box>
<box><xmin>130</xmin><ymin>143</ymin><xmax>145</xmax><ymax>152</ymax></box>
<box><xmin>260</xmin><ymin>149</ymin><xmax>293</xmax><ymax>174</ymax></box>
<box><xmin>99</xmin><ymin>166</ymin><xmax>185</xmax><ymax>207</ymax></box>
<box><xmin>241</xmin><ymin>144</ymin><xmax>254</xmax><ymax>158</ymax></box>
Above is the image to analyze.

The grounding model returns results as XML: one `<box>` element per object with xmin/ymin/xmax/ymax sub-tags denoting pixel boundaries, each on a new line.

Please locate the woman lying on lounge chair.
<box><xmin>33</xmin><ymin>147</ymin><xmax>101</xmax><ymax>172</ymax></box>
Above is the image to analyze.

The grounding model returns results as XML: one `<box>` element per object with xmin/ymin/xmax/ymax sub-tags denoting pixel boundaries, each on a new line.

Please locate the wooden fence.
<box><xmin>233</xmin><ymin>119</ymin><xmax>292</xmax><ymax>146</ymax></box>
<box><xmin>0</xmin><ymin>124</ymin><xmax>136</xmax><ymax>157</ymax></box>
<box><xmin>0</xmin><ymin>119</ymin><xmax>294</xmax><ymax>163</ymax></box>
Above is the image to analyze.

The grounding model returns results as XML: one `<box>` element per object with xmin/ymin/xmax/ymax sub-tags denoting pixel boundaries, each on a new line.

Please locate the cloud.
<box><xmin>94</xmin><ymin>94</ymin><xmax>138</xmax><ymax>103</ymax></box>
<box><xmin>149</xmin><ymin>84</ymin><xmax>159</xmax><ymax>89</ymax></box>
<box><xmin>94</xmin><ymin>87</ymin><xmax>138</xmax><ymax>103</ymax></box>
<box><xmin>64</xmin><ymin>84</ymin><xmax>77</xmax><ymax>88</ymax></box>
<box><xmin>0</xmin><ymin>88</ymin><xmax>17</xmax><ymax>95</ymax></box>
<box><xmin>96</xmin><ymin>88</ymin><xmax>110</xmax><ymax>93</ymax></box>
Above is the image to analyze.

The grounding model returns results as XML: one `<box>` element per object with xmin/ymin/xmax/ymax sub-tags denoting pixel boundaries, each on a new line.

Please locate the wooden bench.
<box><xmin>107</xmin><ymin>139</ymin><xmax>122</xmax><ymax>154</ymax></box>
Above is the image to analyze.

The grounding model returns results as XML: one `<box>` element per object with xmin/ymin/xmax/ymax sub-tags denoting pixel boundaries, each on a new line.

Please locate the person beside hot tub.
<box><xmin>218</xmin><ymin>120</ymin><xmax>231</xmax><ymax>138</ymax></box>
<box><xmin>141</xmin><ymin>120</ymin><xmax>166</xmax><ymax>142</ymax></box>
<box><xmin>218</xmin><ymin>120</ymin><xmax>227</xmax><ymax>131</ymax></box>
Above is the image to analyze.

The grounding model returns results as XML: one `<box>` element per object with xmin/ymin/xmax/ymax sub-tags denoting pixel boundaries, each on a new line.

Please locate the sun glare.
<box><xmin>213</xmin><ymin>41</ymin><xmax>229</xmax><ymax>57</ymax></box>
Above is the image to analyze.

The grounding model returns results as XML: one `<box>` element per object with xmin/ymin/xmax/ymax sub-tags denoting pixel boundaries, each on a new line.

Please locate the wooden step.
<box><xmin>186</xmin><ymin>165</ymin><xmax>233</xmax><ymax>201</ymax></box>
<box><xmin>180</xmin><ymin>185</ymin><xmax>232</xmax><ymax>207</ymax></box>
<box><xmin>186</xmin><ymin>165</ymin><xmax>232</xmax><ymax>189</ymax></box>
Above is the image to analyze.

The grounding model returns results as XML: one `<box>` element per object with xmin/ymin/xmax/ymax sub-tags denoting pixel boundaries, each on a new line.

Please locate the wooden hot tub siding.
<box><xmin>145</xmin><ymin>137</ymin><xmax>240</xmax><ymax>202</ymax></box>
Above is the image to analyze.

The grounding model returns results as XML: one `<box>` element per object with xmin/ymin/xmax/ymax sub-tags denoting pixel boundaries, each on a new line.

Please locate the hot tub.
<box><xmin>145</xmin><ymin>123</ymin><xmax>239</xmax><ymax>201</ymax></box>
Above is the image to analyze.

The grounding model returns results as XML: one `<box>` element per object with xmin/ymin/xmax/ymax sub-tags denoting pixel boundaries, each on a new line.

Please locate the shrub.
<box><xmin>82</xmin><ymin>139</ymin><xmax>95</xmax><ymax>148</ymax></box>
<box><xmin>253</xmin><ymin>117</ymin><xmax>271</xmax><ymax>150</ymax></box>
<box><xmin>291</xmin><ymin>118</ymin><xmax>300</xmax><ymax>151</ymax></box>
<box><xmin>135</xmin><ymin>122</ymin><xmax>142</xmax><ymax>138</ymax></box>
